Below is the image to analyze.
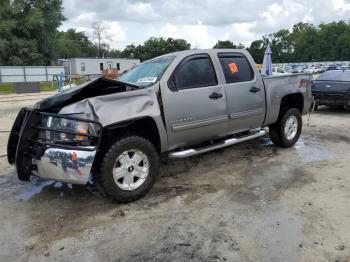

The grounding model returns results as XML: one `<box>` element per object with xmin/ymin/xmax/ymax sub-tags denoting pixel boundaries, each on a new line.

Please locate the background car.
<box><xmin>291</xmin><ymin>65</ymin><xmax>303</xmax><ymax>73</ymax></box>
<box><xmin>327</xmin><ymin>64</ymin><xmax>342</xmax><ymax>71</ymax></box>
<box><xmin>303</xmin><ymin>66</ymin><xmax>318</xmax><ymax>74</ymax></box>
<box><xmin>316</xmin><ymin>65</ymin><xmax>327</xmax><ymax>73</ymax></box>
<box><xmin>272</xmin><ymin>66</ymin><xmax>291</xmax><ymax>75</ymax></box>
<box><xmin>312</xmin><ymin>70</ymin><xmax>350</xmax><ymax>110</ymax></box>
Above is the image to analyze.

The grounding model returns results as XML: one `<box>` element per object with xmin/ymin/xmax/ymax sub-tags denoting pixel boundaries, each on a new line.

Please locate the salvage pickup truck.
<box><xmin>8</xmin><ymin>49</ymin><xmax>312</xmax><ymax>202</ymax></box>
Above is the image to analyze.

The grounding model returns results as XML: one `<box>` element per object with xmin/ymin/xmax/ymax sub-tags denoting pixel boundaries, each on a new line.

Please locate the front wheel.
<box><xmin>99</xmin><ymin>136</ymin><xmax>159</xmax><ymax>203</ymax></box>
<box><xmin>269</xmin><ymin>108</ymin><xmax>302</xmax><ymax>148</ymax></box>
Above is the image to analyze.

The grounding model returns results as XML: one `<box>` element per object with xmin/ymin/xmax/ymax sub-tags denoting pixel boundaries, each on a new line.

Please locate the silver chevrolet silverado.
<box><xmin>7</xmin><ymin>49</ymin><xmax>312</xmax><ymax>202</ymax></box>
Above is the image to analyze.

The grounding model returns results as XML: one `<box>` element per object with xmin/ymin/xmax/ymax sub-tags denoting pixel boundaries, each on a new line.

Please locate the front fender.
<box><xmin>59</xmin><ymin>88</ymin><xmax>168</xmax><ymax>151</ymax></box>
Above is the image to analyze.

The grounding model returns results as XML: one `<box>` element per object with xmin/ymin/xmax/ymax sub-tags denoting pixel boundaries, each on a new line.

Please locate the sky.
<box><xmin>60</xmin><ymin>0</ymin><xmax>350</xmax><ymax>50</ymax></box>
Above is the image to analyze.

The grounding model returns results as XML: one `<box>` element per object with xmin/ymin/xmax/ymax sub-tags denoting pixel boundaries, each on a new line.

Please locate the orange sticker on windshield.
<box><xmin>229</xmin><ymin>62</ymin><xmax>239</xmax><ymax>74</ymax></box>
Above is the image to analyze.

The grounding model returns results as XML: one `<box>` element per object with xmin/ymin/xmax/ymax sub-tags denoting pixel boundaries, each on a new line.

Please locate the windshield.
<box><xmin>118</xmin><ymin>56</ymin><xmax>175</xmax><ymax>87</ymax></box>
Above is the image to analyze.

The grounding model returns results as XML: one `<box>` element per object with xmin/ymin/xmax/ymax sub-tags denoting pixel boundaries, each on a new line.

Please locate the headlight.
<box><xmin>43</xmin><ymin>115</ymin><xmax>96</xmax><ymax>144</ymax></box>
<box><xmin>59</xmin><ymin>118</ymin><xmax>89</xmax><ymax>142</ymax></box>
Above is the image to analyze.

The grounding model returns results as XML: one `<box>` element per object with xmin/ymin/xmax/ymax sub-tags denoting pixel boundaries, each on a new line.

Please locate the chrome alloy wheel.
<box><xmin>284</xmin><ymin>115</ymin><xmax>298</xmax><ymax>140</ymax></box>
<box><xmin>113</xmin><ymin>149</ymin><xmax>150</xmax><ymax>191</ymax></box>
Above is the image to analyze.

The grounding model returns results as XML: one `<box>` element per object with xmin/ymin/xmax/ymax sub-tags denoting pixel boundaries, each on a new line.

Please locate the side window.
<box><xmin>100</xmin><ymin>62</ymin><xmax>104</xmax><ymax>71</ymax></box>
<box><xmin>218</xmin><ymin>53</ymin><xmax>254</xmax><ymax>83</ymax></box>
<box><xmin>174</xmin><ymin>55</ymin><xmax>217</xmax><ymax>90</ymax></box>
<box><xmin>116</xmin><ymin>63</ymin><xmax>120</xmax><ymax>70</ymax></box>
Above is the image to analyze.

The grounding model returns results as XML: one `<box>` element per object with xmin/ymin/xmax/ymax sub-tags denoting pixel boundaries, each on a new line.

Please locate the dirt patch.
<box><xmin>0</xmin><ymin>96</ymin><xmax>350</xmax><ymax>262</ymax></box>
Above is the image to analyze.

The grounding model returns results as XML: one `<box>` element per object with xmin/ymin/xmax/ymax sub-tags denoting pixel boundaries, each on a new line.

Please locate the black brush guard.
<box><xmin>7</xmin><ymin>108</ymin><xmax>102</xmax><ymax>181</ymax></box>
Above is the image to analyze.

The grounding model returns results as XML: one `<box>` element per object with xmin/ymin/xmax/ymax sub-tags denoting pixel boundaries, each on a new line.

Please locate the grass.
<box><xmin>0</xmin><ymin>80</ymin><xmax>87</xmax><ymax>94</ymax></box>
<box><xmin>0</xmin><ymin>83</ymin><xmax>13</xmax><ymax>94</ymax></box>
<box><xmin>39</xmin><ymin>82</ymin><xmax>57</xmax><ymax>92</ymax></box>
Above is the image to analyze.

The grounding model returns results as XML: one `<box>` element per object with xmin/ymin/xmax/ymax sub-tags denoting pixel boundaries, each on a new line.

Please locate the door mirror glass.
<box><xmin>168</xmin><ymin>74</ymin><xmax>177</xmax><ymax>91</ymax></box>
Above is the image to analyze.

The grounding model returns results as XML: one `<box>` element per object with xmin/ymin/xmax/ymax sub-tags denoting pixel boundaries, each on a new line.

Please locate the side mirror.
<box><xmin>168</xmin><ymin>74</ymin><xmax>177</xmax><ymax>91</ymax></box>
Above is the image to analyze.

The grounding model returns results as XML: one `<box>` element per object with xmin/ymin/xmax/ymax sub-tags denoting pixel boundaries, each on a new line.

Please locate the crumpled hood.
<box><xmin>35</xmin><ymin>77</ymin><xmax>139</xmax><ymax>111</ymax></box>
<box><xmin>58</xmin><ymin>86</ymin><xmax>161</xmax><ymax>127</ymax></box>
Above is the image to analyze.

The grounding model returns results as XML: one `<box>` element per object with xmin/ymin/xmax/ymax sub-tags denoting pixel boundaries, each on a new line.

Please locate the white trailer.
<box><xmin>68</xmin><ymin>58</ymin><xmax>140</xmax><ymax>76</ymax></box>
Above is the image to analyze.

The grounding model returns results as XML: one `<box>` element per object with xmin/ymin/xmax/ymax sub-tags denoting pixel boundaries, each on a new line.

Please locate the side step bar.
<box><xmin>169</xmin><ymin>129</ymin><xmax>268</xmax><ymax>159</ymax></box>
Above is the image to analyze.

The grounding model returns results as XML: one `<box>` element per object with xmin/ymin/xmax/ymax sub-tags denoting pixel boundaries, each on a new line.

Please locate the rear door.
<box><xmin>217</xmin><ymin>52</ymin><xmax>266</xmax><ymax>133</ymax></box>
<box><xmin>161</xmin><ymin>53</ymin><xmax>229</xmax><ymax>149</ymax></box>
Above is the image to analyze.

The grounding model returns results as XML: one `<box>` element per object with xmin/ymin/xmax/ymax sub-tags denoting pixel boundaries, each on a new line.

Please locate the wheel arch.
<box><xmin>92</xmin><ymin>116</ymin><xmax>165</xmax><ymax>173</ymax></box>
<box><xmin>278</xmin><ymin>92</ymin><xmax>304</xmax><ymax>118</ymax></box>
<box><xmin>102</xmin><ymin>116</ymin><xmax>164</xmax><ymax>150</ymax></box>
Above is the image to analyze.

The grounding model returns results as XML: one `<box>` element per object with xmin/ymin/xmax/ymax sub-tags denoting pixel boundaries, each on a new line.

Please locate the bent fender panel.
<box><xmin>59</xmin><ymin>88</ymin><xmax>168</xmax><ymax>151</ymax></box>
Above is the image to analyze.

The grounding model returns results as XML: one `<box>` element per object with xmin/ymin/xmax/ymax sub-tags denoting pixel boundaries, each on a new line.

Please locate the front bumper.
<box><xmin>8</xmin><ymin>108</ymin><xmax>102</xmax><ymax>184</ymax></box>
<box><xmin>32</xmin><ymin>148</ymin><xmax>96</xmax><ymax>185</ymax></box>
<box><xmin>313</xmin><ymin>92</ymin><xmax>350</xmax><ymax>106</ymax></box>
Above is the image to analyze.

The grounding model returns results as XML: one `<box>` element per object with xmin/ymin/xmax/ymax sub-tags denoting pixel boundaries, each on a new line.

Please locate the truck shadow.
<box><xmin>0</xmin><ymin>135</ymin><xmax>321</xmax><ymax>252</ymax></box>
<box><xmin>2</xmin><ymin>136</ymin><xmax>305</xmax><ymax>206</ymax></box>
<box><xmin>4</xmin><ymin>128</ymin><xmax>332</xmax><ymax>215</ymax></box>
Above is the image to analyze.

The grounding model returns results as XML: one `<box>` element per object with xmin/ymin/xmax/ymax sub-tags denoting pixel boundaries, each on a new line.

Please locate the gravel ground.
<box><xmin>0</xmin><ymin>92</ymin><xmax>349</xmax><ymax>262</ymax></box>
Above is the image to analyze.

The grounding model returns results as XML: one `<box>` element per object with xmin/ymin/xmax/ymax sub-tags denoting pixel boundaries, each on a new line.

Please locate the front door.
<box><xmin>217</xmin><ymin>52</ymin><xmax>266</xmax><ymax>133</ymax></box>
<box><xmin>161</xmin><ymin>54</ymin><xmax>229</xmax><ymax>150</ymax></box>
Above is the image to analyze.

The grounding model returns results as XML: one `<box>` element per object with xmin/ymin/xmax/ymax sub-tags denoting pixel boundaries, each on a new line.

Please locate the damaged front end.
<box><xmin>8</xmin><ymin>108</ymin><xmax>102</xmax><ymax>184</ymax></box>
<box><xmin>8</xmin><ymin>77</ymin><xmax>163</xmax><ymax>185</ymax></box>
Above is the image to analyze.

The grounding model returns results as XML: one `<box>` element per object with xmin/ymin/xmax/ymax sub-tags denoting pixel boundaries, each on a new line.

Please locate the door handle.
<box><xmin>250</xmin><ymin>87</ymin><xmax>261</xmax><ymax>93</ymax></box>
<box><xmin>209</xmin><ymin>92</ymin><xmax>223</xmax><ymax>99</ymax></box>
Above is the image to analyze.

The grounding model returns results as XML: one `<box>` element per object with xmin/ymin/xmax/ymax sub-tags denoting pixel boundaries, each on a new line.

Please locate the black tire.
<box><xmin>99</xmin><ymin>136</ymin><xmax>159</xmax><ymax>203</ymax></box>
<box><xmin>268</xmin><ymin>123</ymin><xmax>282</xmax><ymax>146</ymax></box>
<box><xmin>269</xmin><ymin>108</ymin><xmax>302</xmax><ymax>148</ymax></box>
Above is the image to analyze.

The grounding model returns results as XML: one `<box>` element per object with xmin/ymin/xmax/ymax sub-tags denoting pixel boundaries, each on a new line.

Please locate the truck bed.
<box><xmin>262</xmin><ymin>73</ymin><xmax>313</xmax><ymax>126</ymax></box>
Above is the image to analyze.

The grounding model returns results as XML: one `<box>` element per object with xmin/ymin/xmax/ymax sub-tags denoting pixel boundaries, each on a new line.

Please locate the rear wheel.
<box><xmin>269</xmin><ymin>108</ymin><xmax>302</xmax><ymax>148</ymax></box>
<box><xmin>99</xmin><ymin>136</ymin><xmax>159</xmax><ymax>203</ymax></box>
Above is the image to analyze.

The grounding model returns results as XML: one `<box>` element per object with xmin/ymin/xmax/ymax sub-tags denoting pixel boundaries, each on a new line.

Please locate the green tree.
<box><xmin>0</xmin><ymin>0</ymin><xmax>65</xmax><ymax>65</ymax></box>
<box><xmin>110</xmin><ymin>49</ymin><xmax>122</xmax><ymax>58</ymax></box>
<box><xmin>53</xmin><ymin>29</ymin><xmax>117</xmax><ymax>59</ymax></box>
<box><xmin>248</xmin><ymin>21</ymin><xmax>350</xmax><ymax>63</ymax></box>
<box><xmin>318</xmin><ymin>21</ymin><xmax>350</xmax><ymax>61</ymax></box>
<box><xmin>268</xmin><ymin>29</ymin><xmax>294</xmax><ymax>62</ymax></box>
<box><xmin>140</xmin><ymin>37</ymin><xmax>191</xmax><ymax>61</ymax></box>
<box><xmin>213</xmin><ymin>40</ymin><xmax>235</xmax><ymax>48</ymax></box>
<box><xmin>121</xmin><ymin>44</ymin><xmax>140</xmax><ymax>59</ymax></box>
<box><xmin>122</xmin><ymin>37</ymin><xmax>191</xmax><ymax>61</ymax></box>
<box><xmin>291</xmin><ymin>22</ymin><xmax>320</xmax><ymax>62</ymax></box>
<box><xmin>213</xmin><ymin>40</ymin><xmax>245</xmax><ymax>49</ymax></box>
<box><xmin>247</xmin><ymin>40</ymin><xmax>265</xmax><ymax>63</ymax></box>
